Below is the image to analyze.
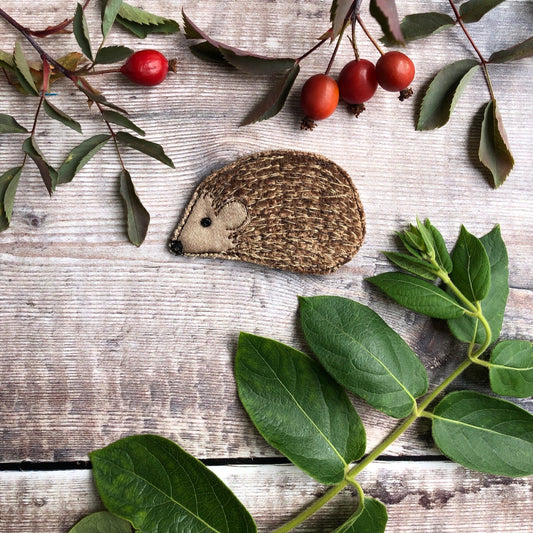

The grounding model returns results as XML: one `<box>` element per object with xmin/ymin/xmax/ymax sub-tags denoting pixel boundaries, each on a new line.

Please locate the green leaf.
<box><xmin>449</xmin><ymin>225</ymin><xmax>491</xmax><ymax>303</ymax></box>
<box><xmin>73</xmin><ymin>3</ymin><xmax>93</xmax><ymax>61</ymax></box>
<box><xmin>241</xmin><ymin>64</ymin><xmax>300</xmax><ymax>125</ymax></box>
<box><xmin>330</xmin><ymin>0</ymin><xmax>353</xmax><ymax>40</ymax></box>
<box><xmin>417</xmin><ymin>59</ymin><xmax>479</xmax><ymax>130</ymax></box>
<box><xmin>370</xmin><ymin>0</ymin><xmax>404</xmax><ymax>45</ymax></box>
<box><xmin>0</xmin><ymin>166</ymin><xmax>23</xmax><ymax>231</ymax></box>
<box><xmin>383</xmin><ymin>251</ymin><xmax>439</xmax><ymax>280</ymax></box>
<box><xmin>101</xmin><ymin>0</ymin><xmax>123</xmax><ymax>38</ymax></box>
<box><xmin>459</xmin><ymin>0</ymin><xmax>507</xmax><ymax>23</ymax></box>
<box><xmin>332</xmin><ymin>497</ymin><xmax>388</xmax><ymax>533</ymax></box>
<box><xmin>115</xmin><ymin>15</ymin><xmax>179</xmax><ymax>38</ymax></box>
<box><xmin>235</xmin><ymin>332</ymin><xmax>366</xmax><ymax>485</ymax></box>
<box><xmin>432</xmin><ymin>391</ymin><xmax>533</xmax><ymax>477</ymax></box>
<box><xmin>43</xmin><ymin>100</ymin><xmax>82</xmax><ymax>133</ymax></box>
<box><xmin>448</xmin><ymin>225</ymin><xmax>508</xmax><ymax>345</ymax></box>
<box><xmin>425</xmin><ymin>219</ymin><xmax>453</xmax><ymax>273</ymax></box>
<box><xmin>490</xmin><ymin>340</ymin><xmax>533</xmax><ymax>398</ymax></box>
<box><xmin>368</xmin><ymin>273</ymin><xmax>466</xmax><ymax>319</ymax></box>
<box><xmin>479</xmin><ymin>99</ymin><xmax>514</xmax><ymax>188</ymax></box>
<box><xmin>91</xmin><ymin>434</ymin><xmax>256</xmax><ymax>532</ymax></box>
<box><xmin>101</xmin><ymin>110</ymin><xmax>145</xmax><ymax>136</ymax></box>
<box><xmin>119</xmin><ymin>169</ymin><xmax>150</xmax><ymax>247</ymax></box>
<box><xmin>489</xmin><ymin>37</ymin><xmax>533</xmax><ymax>63</ymax></box>
<box><xmin>0</xmin><ymin>113</ymin><xmax>28</xmax><ymax>134</ymax></box>
<box><xmin>57</xmin><ymin>134</ymin><xmax>111</xmax><ymax>185</ymax></box>
<box><xmin>22</xmin><ymin>137</ymin><xmax>57</xmax><ymax>195</ymax></box>
<box><xmin>299</xmin><ymin>296</ymin><xmax>428</xmax><ymax>418</ymax></box>
<box><xmin>94</xmin><ymin>45</ymin><xmax>133</xmax><ymax>65</ymax></box>
<box><xmin>116</xmin><ymin>131</ymin><xmax>174</xmax><ymax>168</ymax></box>
<box><xmin>415</xmin><ymin>217</ymin><xmax>436</xmax><ymax>258</ymax></box>
<box><xmin>382</xmin><ymin>12</ymin><xmax>455</xmax><ymax>45</ymax></box>
<box><xmin>68</xmin><ymin>511</ymin><xmax>132</xmax><ymax>532</ymax></box>
<box><xmin>13</xmin><ymin>40</ymin><xmax>38</xmax><ymax>95</ymax></box>
<box><xmin>0</xmin><ymin>49</ymin><xmax>14</xmax><ymax>71</ymax></box>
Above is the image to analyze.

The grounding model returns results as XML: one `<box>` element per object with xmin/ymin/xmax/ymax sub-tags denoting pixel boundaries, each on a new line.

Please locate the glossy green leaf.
<box><xmin>43</xmin><ymin>100</ymin><xmax>82</xmax><ymax>133</ymax></box>
<box><xmin>116</xmin><ymin>132</ymin><xmax>174</xmax><ymax>168</ymax></box>
<box><xmin>479</xmin><ymin>99</ymin><xmax>514</xmax><ymax>188</ymax></box>
<box><xmin>330</xmin><ymin>0</ymin><xmax>352</xmax><ymax>40</ymax></box>
<box><xmin>425</xmin><ymin>219</ymin><xmax>453</xmax><ymax>273</ymax></box>
<box><xmin>490</xmin><ymin>37</ymin><xmax>533</xmax><ymax>63</ymax></box>
<box><xmin>448</xmin><ymin>225</ymin><xmax>508</xmax><ymax>344</ymax></box>
<box><xmin>94</xmin><ymin>45</ymin><xmax>133</xmax><ymax>65</ymax></box>
<box><xmin>370</xmin><ymin>0</ymin><xmax>404</xmax><ymax>45</ymax></box>
<box><xmin>57</xmin><ymin>134</ymin><xmax>111</xmax><ymax>185</ymax></box>
<box><xmin>417</xmin><ymin>59</ymin><xmax>479</xmax><ymax>130</ymax></box>
<box><xmin>13</xmin><ymin>40</ymin><xmax>38</xmax><ymax>95</ymax></box>
<box><xmin>299</xmin><ymin>296</ymin><xmax>428</xmax><ymax>418</ymax></box>
<box><xmin>68</xmin><ymin>511</ymin><xmax>132</xmax><ymax>533</ymax></box>
<box><xmin>382</xmin><ymin>251</ymin><xmax>439</xmax><ymax>280</ymax></box>
<box><xmin>119</xmin><ymin>169</ymin><xmax>150</xmax><ymax>247</ymax></box>
<box><xmin>101</xmin><ymin>110</ymin><xmax>145</xmax><ymax>136</ymax></box>
<box><xmin>450</xmin><ymin>225</ymin><xmax>491</xmax><ymax>303</ymax></box>
<box><xmin>382</xmin><ymin>12</ymin><xmax>455</xmax><ymax>45</ymax></box>
<box><xmin>0</xmin><ymin>113</ymin><xmax>28</xmax><ymax>134</ymax></box>
<box><xmin>241</xmin><ymin>64</ymin><xmax>300</xmax><ymax>125</ymax></box>
<box><xmin>332</xmin><ymin>497</ymin><xmax>388</xmax><ymax>533</ymax></box>
<box><xmin>368</xmin><ymin>272</ymin><xmax>466</xmax><ymax>319</ymax></box>
<box><xmin>22</xmin><ymin>137</ymin><xmax>57</xmax><ymax>195</ymax></box>
<box><xmin>236</xmin><ymin>332</ymin><xmax>366</xmax><ymax>484</ymax></box>
<box><xmin>490</xmin><ymin>340</ymin><xmax>533</xmax><ymax>398</ymax></box>
<box><xmin>459</xmin><ymin>0</ymin><xmax>506</xmax><ymax>23</ymax></box>
<box><xmin>73</xmin><ymin>3</ymin><xmax>93</xmax><ymax>61</ymax></box>
<box><xmin>0</xmin><ymin>167</ymin><xmax>23</xmax><ymax>231</ymax></box>
<box><xmin>101</xmin><ymin>0</ymin><xmax>123</xmax><ymax>38</ymax></box>
<box><xmin>90</xmin><ymin>434</ymin><xmax>256</xmax><ymax>532</ymax></box>
<box><xmin>432</xmin><ymin>391</ymin><xmax>533</xmax><ymax>477</ymax></box>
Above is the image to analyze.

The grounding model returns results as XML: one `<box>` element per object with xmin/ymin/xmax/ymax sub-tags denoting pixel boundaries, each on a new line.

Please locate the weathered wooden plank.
<box><xmin>1</xmin><ymin>462</ymin><xmax>532</xmax><ymax>532</ymax></box>
<box><xmin>0</xmin><ymin>0</ymin><xmax>531</xmax><ymax>465</ymax></box>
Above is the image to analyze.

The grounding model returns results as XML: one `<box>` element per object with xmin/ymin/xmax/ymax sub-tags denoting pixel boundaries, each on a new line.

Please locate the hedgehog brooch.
<box><xmin>168</xmin><ymin>150</ymin><xmax>365</xmax><ymax>274</ymax></box>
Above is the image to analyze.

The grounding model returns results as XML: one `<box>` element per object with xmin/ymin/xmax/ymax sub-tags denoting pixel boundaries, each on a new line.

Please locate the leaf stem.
<box><xmin>447</xmin><ymin>0</ymin><xmax>496</xmax><ymax>100</ymax></box>
<box><xmin>356</xmin><ymin>15</ymin><xmax>384</xmax><ymax>56</ymax></box>
<box><xmin>272</xmin><ymin>480</ymin><xmax>348</xmax><ymax>533</ymax></box>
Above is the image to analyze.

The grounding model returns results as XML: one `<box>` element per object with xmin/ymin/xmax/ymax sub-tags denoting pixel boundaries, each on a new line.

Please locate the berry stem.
<box><xmin>296</xmin><ymin>35</ymin><xmax>329</xmax><ymax>64</ymax></box>
<box><xmin>349</xmin><ymin>16</ymin><xmax>360</xmax><ymax>60</ymax></box>
<box><xmin>447</xmin><ymin>0</ymin><xmax>496</xmax><ymax>101</ymax></box>
<box><xmin>356</xmin><ymin>15</ymin><xmax>384</xmax><ymax>56</ymax></box>
<box><xmin>325</xmin><ymin>27</ymin><xmax>345</xmax><ymax>75</ymax></box>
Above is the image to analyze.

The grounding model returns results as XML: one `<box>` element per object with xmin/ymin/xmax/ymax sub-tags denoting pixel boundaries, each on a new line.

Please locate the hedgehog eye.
<box><xmin>200</xmin><ymin>217</ymin><xmax>212</xmax><ymax>228</ymax></box>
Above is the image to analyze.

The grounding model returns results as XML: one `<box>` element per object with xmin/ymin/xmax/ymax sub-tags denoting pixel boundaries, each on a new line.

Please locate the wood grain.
<box><xmin>0</xmin><ymin>0</ymin><xmax>532</xmax><ymax>531</ymax></box>
<box><xmin>1</xmin><ymin>462</ymin><xmax>532</xmax><ymax>532</ymax></box>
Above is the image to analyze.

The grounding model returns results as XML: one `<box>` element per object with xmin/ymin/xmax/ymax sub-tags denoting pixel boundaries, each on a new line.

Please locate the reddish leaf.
<box><xmin>22</xmin><ymin>137</ymin><xmax>57</xmax><ymax>195</ymax></box>
<box><xmin>330</xmin><ymin>0</ymin><xmax>353</xmax><ymax>40</ymax></box>
<box><xmin>479</xmin><ymin>100</ymin><xmax>514</xmax><ymax>188</ymax></box>
<box><xmin>241</xmin><ymin>64</ymin><xmax>300</xmax><ymax>126</ymax></box>
<box><xmin>370</xmin><ymin>0</ymin><xmax>404</xmax><ymax>45</ymax></box>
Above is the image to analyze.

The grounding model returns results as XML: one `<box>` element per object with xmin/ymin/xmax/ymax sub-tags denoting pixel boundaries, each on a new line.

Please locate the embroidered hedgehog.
<box><xmin>168</xmin><ymin>150</ymin><xmax>365</xmax><ymax>274</ymax></box>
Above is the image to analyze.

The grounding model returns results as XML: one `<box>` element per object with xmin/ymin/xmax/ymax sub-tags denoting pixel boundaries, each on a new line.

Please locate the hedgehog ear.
<box><xmin>218</xmin><ymin>200</ymin><xmax>248</xmax><ymax>230</ymax></box>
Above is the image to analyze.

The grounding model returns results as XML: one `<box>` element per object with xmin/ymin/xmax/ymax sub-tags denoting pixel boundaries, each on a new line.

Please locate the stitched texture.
<box><xmin>169</xmin><ymin>150</ymin><xmax>365</xmax><ymax>274</ymax></box>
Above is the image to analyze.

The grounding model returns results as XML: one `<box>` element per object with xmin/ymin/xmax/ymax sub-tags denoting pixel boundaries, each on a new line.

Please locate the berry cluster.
<box><xmin>301</xmin><ymin>51</ymin><xmax>415</xmax><ymax>127</ymax></box>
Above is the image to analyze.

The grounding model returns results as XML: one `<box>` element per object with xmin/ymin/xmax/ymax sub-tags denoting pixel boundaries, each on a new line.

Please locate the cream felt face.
<box><xmin>177</xmin><ymin>195</ymin><xmax>248</xmax><ymax>254</ymax></box>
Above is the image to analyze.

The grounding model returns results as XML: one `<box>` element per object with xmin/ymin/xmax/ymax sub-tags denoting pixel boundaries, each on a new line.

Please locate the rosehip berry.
<box><xmin>375</xmin><ymin>51</ymin><xmax>415</xmax><ymax>92</ymax></box>
<box><xmin>120</xmin><ymin>49</ymin><xmax>169</xmax><ymax>86</ymax></box>
<box><xmin>300</xmin><ymin>74</ymin><xmax>339</xmax><ymax>121</ymax></box>
<box><xmin>338</xmin><ymin>59</ymin><xmax>378</xmax><ymax>104</ymax></box>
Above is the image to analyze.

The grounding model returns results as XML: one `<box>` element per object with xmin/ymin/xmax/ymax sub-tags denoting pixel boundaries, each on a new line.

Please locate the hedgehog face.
<box><xmin>170</xmin><ymin>194</ymin><xmax>248</xmax><ymax>255</ymax></box>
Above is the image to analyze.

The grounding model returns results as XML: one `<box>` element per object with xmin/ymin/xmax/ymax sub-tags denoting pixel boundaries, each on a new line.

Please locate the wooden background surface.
<box><xmin>0</xmin><ymin>0</ymin><xmax>532</xmax><ymax>531</ymax></box>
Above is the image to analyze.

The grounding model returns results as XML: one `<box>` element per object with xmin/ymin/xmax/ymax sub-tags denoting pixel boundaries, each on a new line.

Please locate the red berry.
<box><xmin>375</xmin><ymin>51</ymin><xmax>415</xmax><ymax>92</ymax></box>
<box><xmin>338</xmin><ymin>59</ymin><xmax>378</xmax><ymax>104</ymax></box>
<box><xmin>300</xmin><ymin>74</ymin><xmax>339</xmax><ymax>121</ymax></box>
<box><xmin>120</xmin><ymin>50</ymin><xmax>169</xmax><ymax>86</ymax></box>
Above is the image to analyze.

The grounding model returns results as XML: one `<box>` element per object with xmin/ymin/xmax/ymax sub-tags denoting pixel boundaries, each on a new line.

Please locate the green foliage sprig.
<box><xmin>0</xmin><ymin>1</ymin><xmax>179</xmax><ymax>245</ymax></box>
<box><xmin>183</xmin><ymin>0</ymin><xmax>532</xmax><ymax>187</ymax></box>
<box><xmin>69</xmin><ymin>219</ymin><xmax>533</xmax><ymax>532</ymax></box>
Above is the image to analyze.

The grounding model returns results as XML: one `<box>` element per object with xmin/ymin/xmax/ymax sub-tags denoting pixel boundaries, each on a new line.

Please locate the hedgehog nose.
<box><xmin>169</xmin><ymin>239</ymin><xmax>183</xmax><ymax>255</ymax></box>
